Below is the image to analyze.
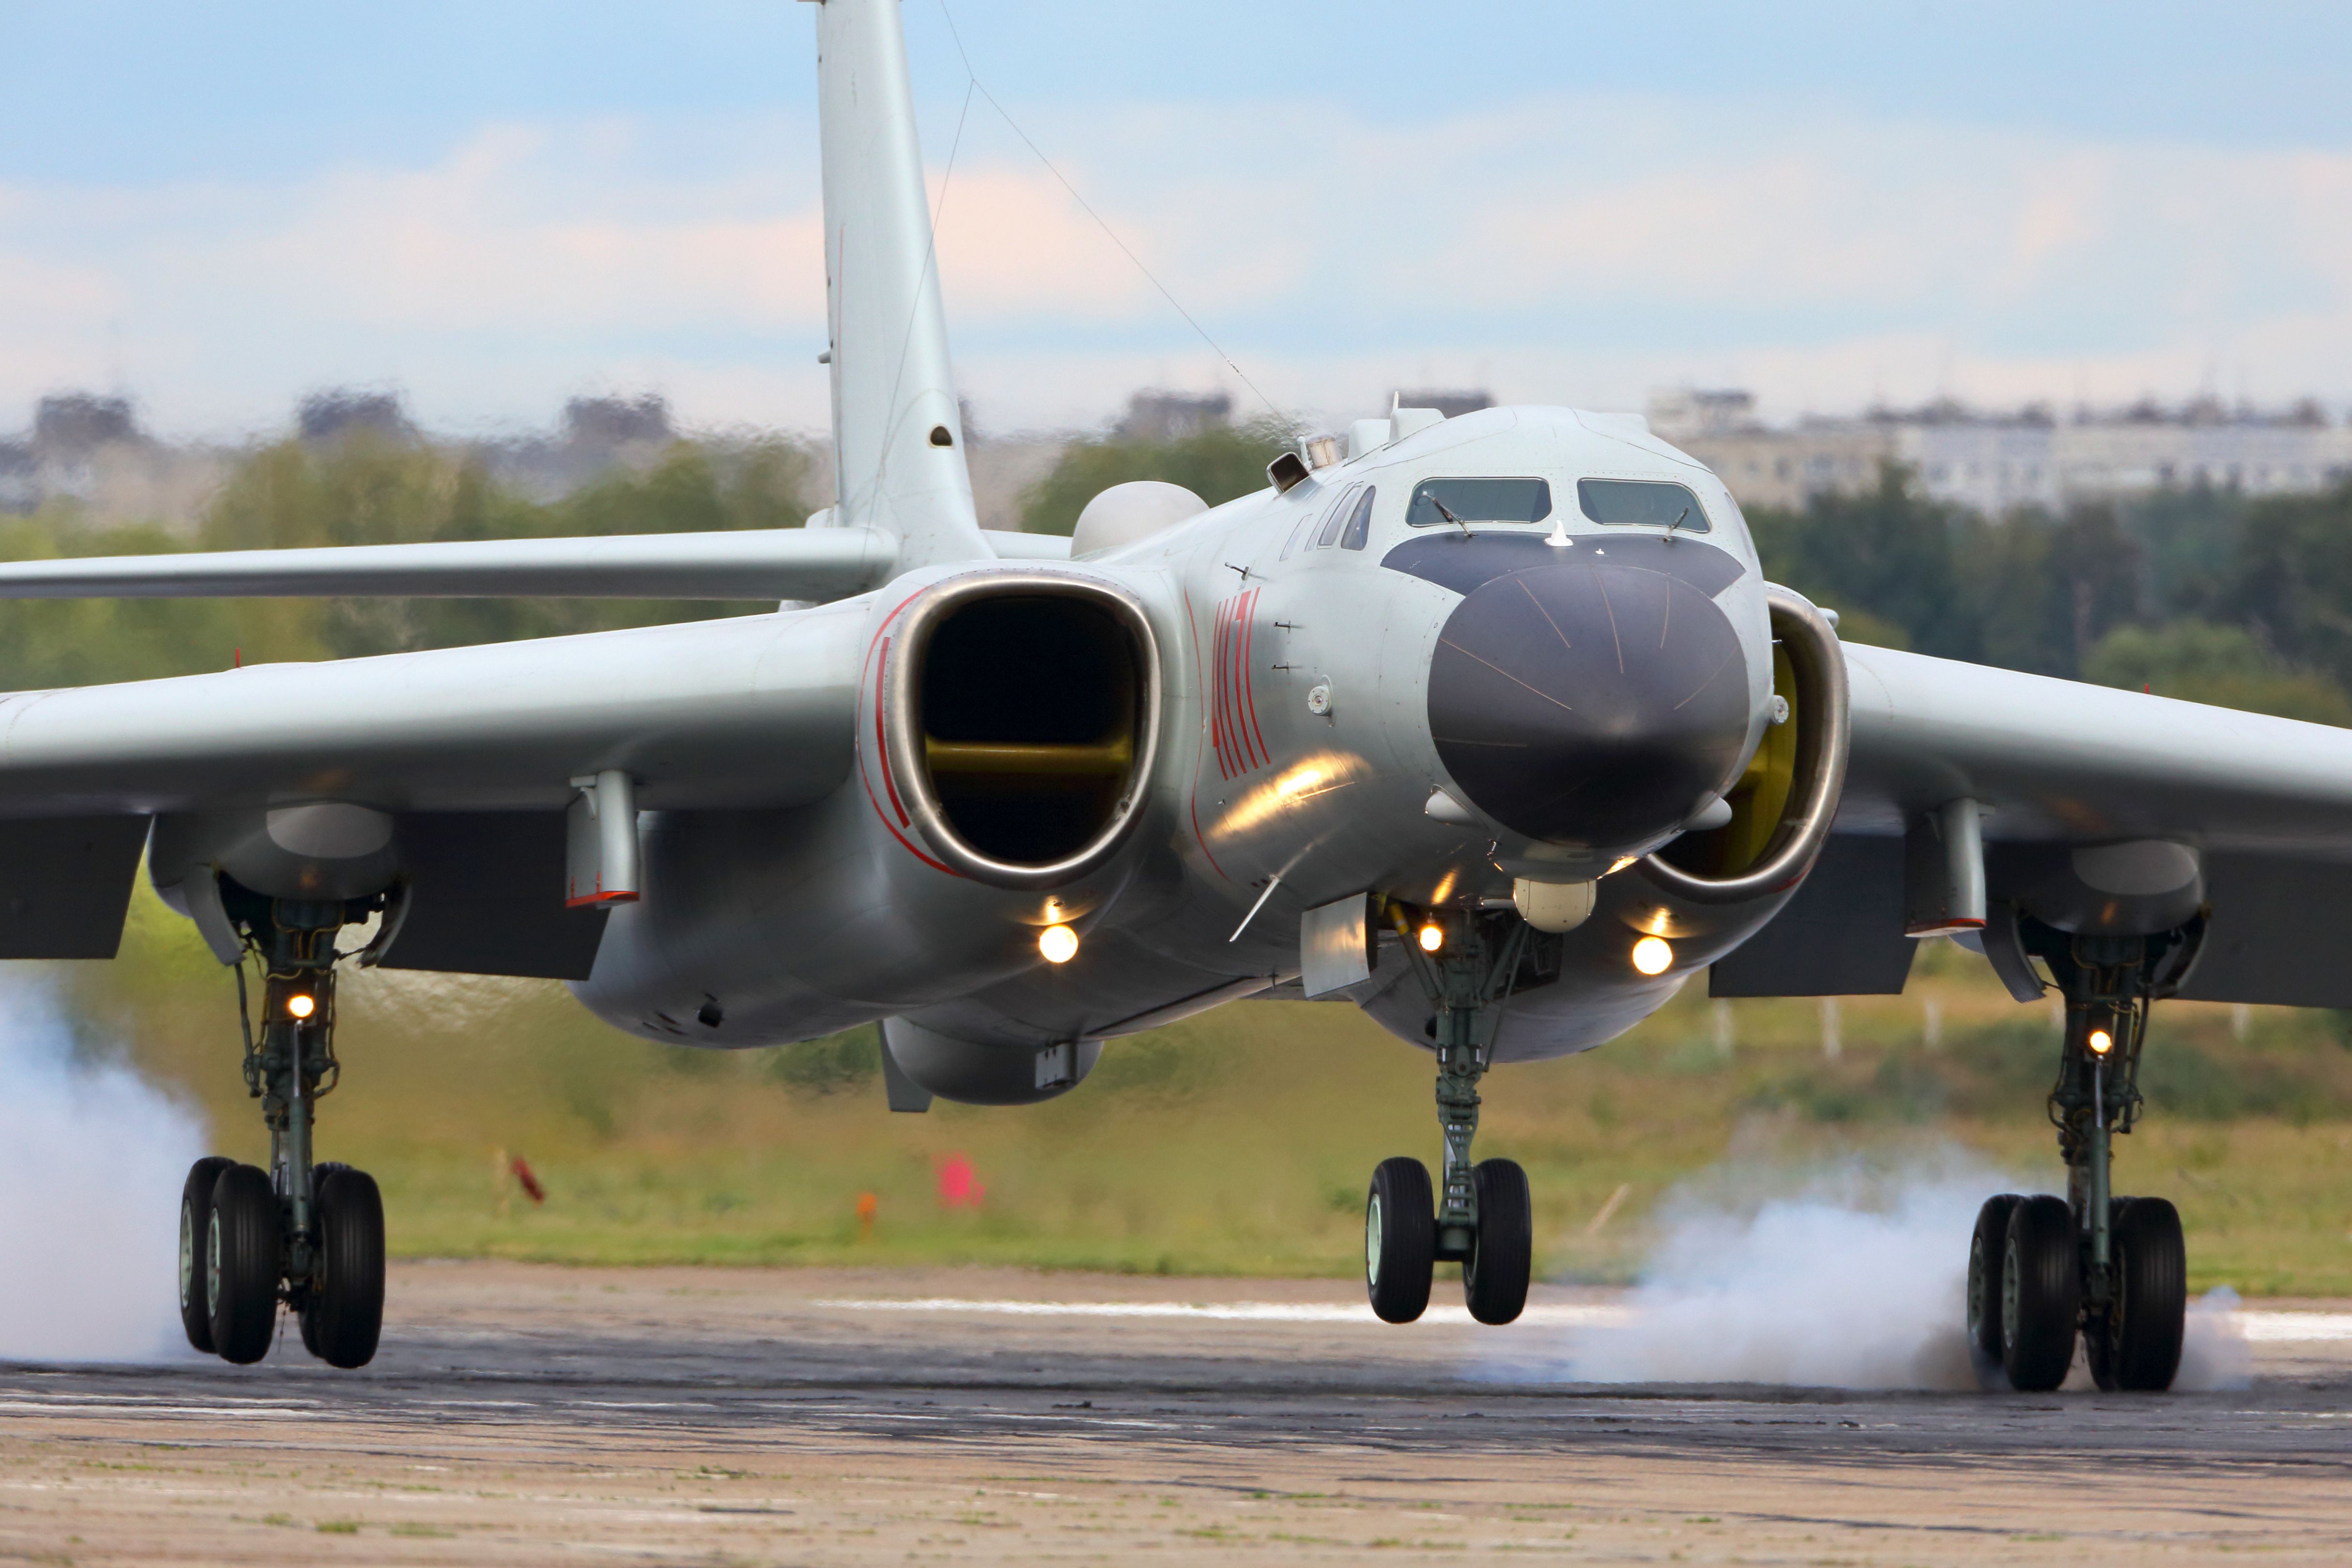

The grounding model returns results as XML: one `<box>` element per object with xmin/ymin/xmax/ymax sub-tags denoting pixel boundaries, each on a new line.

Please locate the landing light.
<box><xmin>286</xmin><ymin>993</ymin><xmax>317</xmax><ymax>1020</ymax></box>
<box><xmin>1039</xmin><ymin>924</ymin><xmax>1080</xmax><ymax>965</ymax></box>
<box><xmin>1417</xmin><ymin>922</ymin><xmax>1446</xmax><ymax>954</ymax></box>
<box><xmin>1630</xmin><ymin>936</ymin><xmax>1674</xmax><ymax>976</ymax></box>
<box><xmin>2087</xmin><ymin>1027</ymin><xmax>2114</xmax><ymax>1056</ymax></box>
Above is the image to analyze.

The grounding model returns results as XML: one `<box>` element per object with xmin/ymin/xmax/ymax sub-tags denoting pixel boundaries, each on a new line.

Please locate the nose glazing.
<box><xmin>1427</xmin><ymin>559</ymin><xmax>1750</xmax><ymax>849</ymax></box>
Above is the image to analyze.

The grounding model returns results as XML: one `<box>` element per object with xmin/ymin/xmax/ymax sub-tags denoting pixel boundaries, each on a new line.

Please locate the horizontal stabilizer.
<box><xmin>0</xmin><ymin>527</ymin><xmax>897</xmax><ymax>601</ymax></box>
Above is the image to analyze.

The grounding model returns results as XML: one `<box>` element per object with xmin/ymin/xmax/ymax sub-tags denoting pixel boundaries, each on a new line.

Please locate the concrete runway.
<box><xmin>4</xmin><ymin>1263</ymin><xmax>2352</xmax><ymax>1564</ymax></box>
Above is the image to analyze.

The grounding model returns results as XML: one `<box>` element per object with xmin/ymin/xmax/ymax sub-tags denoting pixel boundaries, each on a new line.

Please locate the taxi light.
<box><xmin>1039</xmin><ymin>924</ymin><xmax>1080</xmax><ymax>964</ymax></box>
<box><xmin>1630</xmin><ymin>935</ymin><xmax>1674</xmax><ymax>976</ymax></box>
<box><xmin>2087</xmin><ymin>1027</ymin><xmax>2113</xmax><ymax>1056</ymax></box>
<box><xmin>1417</xmin><ymin>922</ymin><xmax>1445</xmax><ymax>954</ymax></box>
<box><xmin>286</xmin><ymin>993</ymin><xmax>317</xmax><ymax>1020</ymax></box>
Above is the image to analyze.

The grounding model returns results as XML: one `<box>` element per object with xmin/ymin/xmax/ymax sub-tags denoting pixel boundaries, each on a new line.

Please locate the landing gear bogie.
<box><xmin>1361</xmin><ymin>905</ymin><xmax>1540</xmax><ymax>1329</ymax></box>
<box><xmin>1969</xmin><ymin>916</ymin><xmax>2199</xmax><ymax>1393</ymax></box>
<box><xmin>178</xmin><ymin>886</ymin><xmax>390</xmax><ymax>1369</ymax></box>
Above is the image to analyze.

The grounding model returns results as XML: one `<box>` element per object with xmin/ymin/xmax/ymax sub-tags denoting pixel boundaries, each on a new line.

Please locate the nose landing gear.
<box><xmin>174</xmin><ymin>891</ymin><xmax>387</xmax><ymax>1369</ymax></box>
<box><xmin>1362</xmin><ymin>907</ymin><xmax>1535</xmax><ymax>1327</ymax></box>
<box><xmin>1969</xmin><ymin>921</ymin><xmax>2197</xmax><ymax>1392</ymax></box>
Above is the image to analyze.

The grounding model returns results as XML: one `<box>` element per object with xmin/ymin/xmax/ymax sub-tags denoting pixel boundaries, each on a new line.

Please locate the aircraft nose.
<box><xmin>1427</xmin><ymin>556</ymin><xmax>1751</xmax><ymax>849</ymax></box>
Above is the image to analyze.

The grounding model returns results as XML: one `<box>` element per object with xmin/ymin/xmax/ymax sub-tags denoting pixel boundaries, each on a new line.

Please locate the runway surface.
<box><xmin>5</xmin><ymin>1262</ymin><xmax>2352</xmax><ymax>1564</ymax></box>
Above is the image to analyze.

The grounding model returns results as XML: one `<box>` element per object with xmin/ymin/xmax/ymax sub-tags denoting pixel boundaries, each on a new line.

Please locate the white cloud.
<box><xmin>2</xmin><ymin>93</ymin><xmax>2351</xmax><ymax>439</ymax></box>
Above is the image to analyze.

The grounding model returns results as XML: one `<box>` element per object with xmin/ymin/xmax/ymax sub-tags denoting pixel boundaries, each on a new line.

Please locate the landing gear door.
<box><xmin>1300</xmin><ymin>892</ymin><xmax>1375</xmax><ymax>998</ymax></box>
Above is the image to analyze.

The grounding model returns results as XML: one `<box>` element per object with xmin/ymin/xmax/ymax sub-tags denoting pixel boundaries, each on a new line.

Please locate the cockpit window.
<box><xmin>1578</xmin><ymin>478</ymin><xmax>1712</xmax><ymax>532</ymax></box>
<box><xmin>1339</xmin><ymin>485</ymin><xmax>1377</xmax><ymax>550</ymax></box>
<box><xmin>1405</xmin><ymin>477</ymin><xmax>1552</xmax><ymax>528</ymax></box>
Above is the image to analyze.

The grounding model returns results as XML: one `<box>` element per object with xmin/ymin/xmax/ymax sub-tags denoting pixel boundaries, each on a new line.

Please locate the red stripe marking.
<box><xmin>1210</xmin><ymin>598</ymin><xmax>1233</xmax><ymax>778</ymax></box>
<box><xmin>1238</xmin><ymin>588</ymin><xmax>1268</xmax><ymax>769</ymax></box>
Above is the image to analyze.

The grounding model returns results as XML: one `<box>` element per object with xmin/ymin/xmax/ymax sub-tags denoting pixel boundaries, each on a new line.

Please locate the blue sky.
<box><xmin>4</xmin><ymin>1</ymin><xmax>2350</xmax><ymax>437</ymax></box>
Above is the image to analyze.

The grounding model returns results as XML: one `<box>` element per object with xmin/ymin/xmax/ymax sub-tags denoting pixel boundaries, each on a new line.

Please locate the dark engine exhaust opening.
<box><xmin>918</xmin><ymin>595</ymin><xmax>1143</xmax><ymax>866</ymax></box>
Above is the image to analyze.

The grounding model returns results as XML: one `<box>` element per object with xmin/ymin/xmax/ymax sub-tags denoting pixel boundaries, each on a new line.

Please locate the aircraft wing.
<box><xmin>1716</xmin><ymin>642</ymin><xmax>2352</xmax><ymax>1006</ymax></box>
<box><xmin>0</xmin><ymin>607</ymin><xmax>860</xmax><ymax>816</ymax></box>
<box><xmin>0</xmin><ymin>526</ymin><xmax>1068</xmax><ymax>601</ymax></box>
<box><xmin>1839</xmin><ymin>645</ymin><xmax>2352</xmax><ymax>851</ymax></box>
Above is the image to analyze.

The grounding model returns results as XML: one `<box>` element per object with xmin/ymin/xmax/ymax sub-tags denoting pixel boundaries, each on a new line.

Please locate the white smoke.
<box><xmin>1484</xmin><ymin>1146</ymin><xmax>2251</xmax><ymax>1392</ymax></box>
<box><xmin>0</xmin><ymin>978</ymin><xmax>208</xmax><ymax>1362</ymax></box>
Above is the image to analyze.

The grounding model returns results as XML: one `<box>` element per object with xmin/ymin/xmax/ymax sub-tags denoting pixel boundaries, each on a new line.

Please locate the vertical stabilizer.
<box><xmin>812</xmin><ymin>0</ymin><xmax>987</xmax><ymax>570</ymax></box>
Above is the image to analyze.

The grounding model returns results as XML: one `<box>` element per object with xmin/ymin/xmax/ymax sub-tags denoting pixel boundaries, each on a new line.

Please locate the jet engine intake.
<box><xmin>883</xmin><ymin>572</ymin><xmax>1162</xmax><ymax>889</ymax></box>
<box><xmin>1639</xmin><ymin>585</ymin><xmax>1849</xmax><ymax>904</ymax></box>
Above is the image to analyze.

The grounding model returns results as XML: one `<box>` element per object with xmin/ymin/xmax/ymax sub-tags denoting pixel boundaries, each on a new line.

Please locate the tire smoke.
<box><xmin>1483</xmin><ymin>1146</ymin><xmax>2250</xmax><ymax>1391</ymax></box>
<box><xmin>0</xmin><ymin>979</ymin><xmax>207</xmax><ymax>1362</ymax></box>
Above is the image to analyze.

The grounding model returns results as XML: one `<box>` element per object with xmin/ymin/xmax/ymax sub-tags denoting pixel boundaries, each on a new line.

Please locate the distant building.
<box><xmin>563</xmin><ymin>394</ymin><xmax>674</xmax><ymax>450</ymax></box>
<box><xmin>1393</xmin><ymin>389</ymin><xmax>1493</xmax><ymax>422</ymax></box>
<box><xmin>1650</xmin><ymin>390</ymin><xmax>2352</xmax><ymax>516</ymax></box>
<box><xmin>298</xmin><ymin>390</ymin><xmax>413</xmax><ymax>446</ymax></box>
<box><xmin>33</xmin><ymin>393</ymin><xmax>140</xmax><ymax>454</ymax></box>
<box><xmin>1116</xmin><ymin>390</ymin><xmax>1231</xmax><ymax>443</ymax></box>
<box><xmin>1647</xmin><ymin>388</ymin><xmax>1756</xmax><ymax>442</ymax></box>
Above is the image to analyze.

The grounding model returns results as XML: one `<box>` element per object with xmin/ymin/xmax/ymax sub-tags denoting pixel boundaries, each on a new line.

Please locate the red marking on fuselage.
<box><xmin>1236</xmin><ymin>588</ymin><xmax>1269</xmax><ymax>769</ymax></box>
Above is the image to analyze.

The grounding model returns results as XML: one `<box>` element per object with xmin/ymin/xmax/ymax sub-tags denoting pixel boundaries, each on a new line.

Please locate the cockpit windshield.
<box><xmin>1405</xmin><ymin>477</ymin><xmax>1553</xmax><ymax>528</ymax></box>
<box><xmin>1577</xmin><ymin>478</ymin><xmax>1712</xmax><ymax>532</ymax></box>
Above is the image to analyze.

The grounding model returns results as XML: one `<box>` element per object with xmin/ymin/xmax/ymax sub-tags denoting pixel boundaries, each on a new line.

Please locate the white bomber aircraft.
<box><xmin>6</xmin><ymin>0</ymin><xmax>2348</xmax><ymax>1392</ymax></box>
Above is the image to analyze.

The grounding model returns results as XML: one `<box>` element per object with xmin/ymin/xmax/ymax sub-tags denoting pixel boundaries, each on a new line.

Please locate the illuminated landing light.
<box><xmin>1417</xmin><ymin>922</ymin><xmax>1446</xmax><ymax>954</ymax></box>
<box><xmin>1630</xmin><ymin>936</ymin><xmax>1674</xmax><ymax>976</ymax></box>
<box><xmin>286</xmin><ymin>993</ymin><xmax>317</xmax><ymax>1020</ymax></box>
<box><xmin>1039</xmin><ymin>924</ymin><xmax>1080</xmax><ymax>965</ymax></box>
<box><xmin>2088</xmin><ymin>1027</ymin><xmax>2114</xmax><ymax>1056</ymax></box>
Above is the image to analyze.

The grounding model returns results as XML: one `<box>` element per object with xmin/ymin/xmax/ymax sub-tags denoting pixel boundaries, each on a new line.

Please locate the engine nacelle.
<box><xmin>1638</xmin><ymin>584</ymin><xmax>1851</xmax><ymax>904</ymax></box>
<box><xmin>872</xmin><ymin>569</ymin><xmax>1163</xmax><ymax>890</ymax></box>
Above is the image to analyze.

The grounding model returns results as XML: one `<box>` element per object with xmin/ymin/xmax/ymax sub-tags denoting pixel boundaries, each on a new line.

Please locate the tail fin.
<box><xmin>812</xmin><ymin>0</ymin><xmax>988</xmax><ymax>570</ymax></box>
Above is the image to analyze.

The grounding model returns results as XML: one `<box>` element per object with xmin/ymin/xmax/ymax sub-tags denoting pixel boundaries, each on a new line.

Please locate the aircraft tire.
<box><xmin>298</xmin><ymin>1163</ymin><xmax>355</xmax><ymax>1360</ymax></box>
<box><xmin>2088</xmin><ymin>1197</ymin><xmax>2186</xmax><ymax>1393</ymax></box>
<box><xmin>1966</xmin><ymin>1193</ymin><xmax>2022</xmax><ymax>1362</ymax></box>
<box><xmin>2001</xmin><ymin>1194</ymin><xmax>2080</xmax><ymax>1392</ymax></box>
<box><xmin>302</xmin><ymin>1166</ymin><xmax>385</xmax><ymax>1370</ymax></box>
<box><xmin>1366</xmin><ymin>1158</ymin><xmax>1435</xmax><ymax>1324</ymax></box>
<box><xmin>1464</xmin><ymin>1159</ymin><xmax>1532</xmax><ymax>1326</ymax></box>
<box><xmin>207</xmin><ymin>1163</ymin><xmax>281</xmax><ymax>1366</ymax></box>
<box><xmin>177</xmin><ymin>1156</ymin><xmax>235</xmax><ymax>1354</ymax></box>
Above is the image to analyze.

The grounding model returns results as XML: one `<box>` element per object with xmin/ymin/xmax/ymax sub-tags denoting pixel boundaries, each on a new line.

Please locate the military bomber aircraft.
<box><xmin>3</xmin><ymin>0</ymin><xmax>2349</xmax><ymax>1392</ymax></box>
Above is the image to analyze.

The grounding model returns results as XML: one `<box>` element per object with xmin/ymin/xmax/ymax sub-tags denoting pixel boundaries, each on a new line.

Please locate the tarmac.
<box><xmin>3</xmin><ymin>1261</ymin><xmax>2351</xmax><ymax>1564</ymax></box>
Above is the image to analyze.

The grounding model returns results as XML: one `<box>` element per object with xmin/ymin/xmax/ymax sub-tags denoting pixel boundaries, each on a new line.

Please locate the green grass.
<box><xmin>60</xmin><ymin>887</ymin><xmax>2352</xmax><ymax>1293</ymax></box>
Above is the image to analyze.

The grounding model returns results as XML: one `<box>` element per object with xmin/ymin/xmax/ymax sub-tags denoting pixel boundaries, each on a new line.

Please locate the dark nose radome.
<box><xmin>1428</xmin><ymin>559</ymin><xmax>1749</xmax><ymax>849</ymax></box>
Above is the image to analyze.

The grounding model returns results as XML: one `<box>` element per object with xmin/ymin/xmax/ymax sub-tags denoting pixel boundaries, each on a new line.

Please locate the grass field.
<box><xmin>59</xmin><ymin>885</ymin><xmax>2352</xmax><ymax>1295</ymax></box>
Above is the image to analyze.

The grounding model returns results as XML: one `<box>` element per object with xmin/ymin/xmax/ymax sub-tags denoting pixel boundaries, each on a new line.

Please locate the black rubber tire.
<box><xmin>206</xmin><ymin>1163</ymin><xmax>281</xmax><ymax>1366</ymax></box>
<box><xmin>1365</xmin><ymin>1158</ymin><xmax>1436</xmax><ymax>1325</ymax></box>
<box><xmin>297</xmin><ymin>1163</ymin><xmax>354</xmax><ymax>1360</ymax></box>
<box><xmin>2001</xmin><ymin>1193</ymin><xmax>2081</xmax><ymax>1392</ymax></box>
<box><xmin>178</xmin><ymin>1156</ymin><xmax>235</xmax><ymax>1354</ymax></box>
<box><xmin>1966</xmin><ymin>1193</ymin><xmax>2022</xmax><ymax>1360</ymax></box>
<box><xmin>1464</xmin><ymin>1159</ymin><xmax>1533</xmax><ymax>1326</ymax></box>
<box><xmin>302</xmin><ymin>1166</ymin><xmax>385</xmax><ymax>1369</ymax></box>
<box><xmin>2091</xmin><ymin>1196</ymin><xmax>2186</xmax><ymax>1393</ymax></box>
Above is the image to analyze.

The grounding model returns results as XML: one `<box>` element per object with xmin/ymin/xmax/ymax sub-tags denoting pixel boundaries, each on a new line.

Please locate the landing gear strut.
<box><xmin>1363</xmin><ymin>906</ymin><xmax>1534</xmax><ymax>1327</ymax></box>
<box><xmin>176</xmin><ymin>891</ymin><xmax>387</xmax><ymax>1369</ymax></box>
<box><xmin>1969</xmin><ymin>921</ymin><xmax>2196</xmax><ymax>1392</ymax></box>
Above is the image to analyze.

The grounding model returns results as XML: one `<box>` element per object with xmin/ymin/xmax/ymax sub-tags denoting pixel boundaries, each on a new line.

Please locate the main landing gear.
<box><xmin>1364</xmin><ymin>906</ymin><xmax>1535</xmax><ymax>1327</ymax></box>
<box><xmin>1968</xmin><ymin>924</ymin><xmax>2197</xmax><ymax>1392</ymax></box>
<box><xmin>177</xmin><ymin>892</ymin><xmax>387</xmax><ymax>1369</ymax></box>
